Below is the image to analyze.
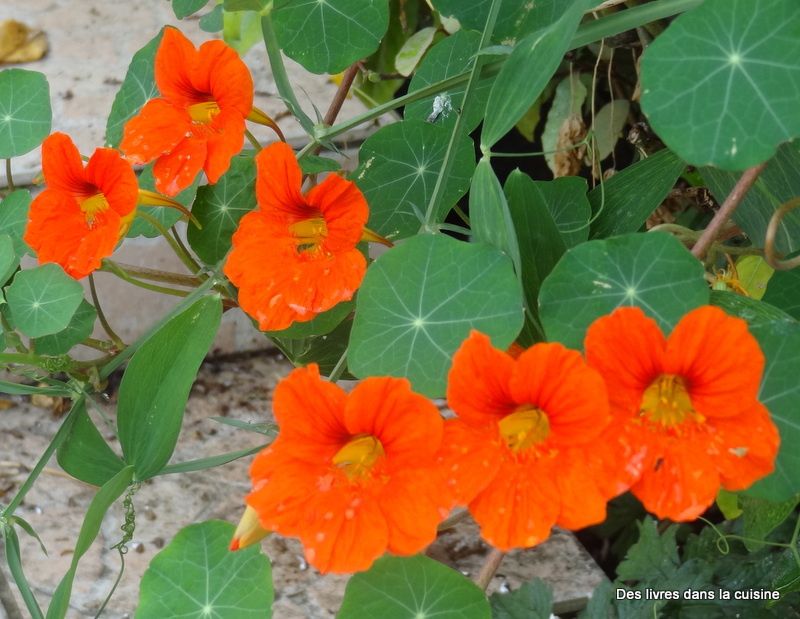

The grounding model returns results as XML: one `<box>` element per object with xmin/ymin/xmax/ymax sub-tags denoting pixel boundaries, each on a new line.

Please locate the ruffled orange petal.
<box><xmin>203</xmin><ymin>109</ymin><xmax>245</xmax><ymax>184</ymax></box>
<box><xmin>194</xmin><ymin>39</ymin><xmax>253</xmax><ymax>116</ymax></box>
<box><xmin>591</xmin><ymin>417</ymin><xmax>649</xmax><ymax>499</ymax></box>
<box><xmin>509</xmin><ymin>342</ymin><xmax>609</xmax><ymax>446</ymax></box>
<box><xmin>554</xmin><ymin>449</ymin><xmax>610</xmax><ymax>530</ymax></box>
<box><xmin>585</xmin><ymin>307</ymin><xmax>666</xmax><ymax>415</ymax></box>
<box><xmin>344</xmin><ymin>377</ymin><xmax>442</xmax><ymax>466</ymax></box>
<box><xmin>271</xmin><ymin>364</ymin><xmax>348</xmax><ymax>460</ymax></box>
<box><xmin>41</xmin><ymin>132</ymin><xmax>88</xmax><ymax>195</ymax></box>
<box><xmin>436</xmin><ymin>419</ymin><xmax>502</xmax><ymax>505</ymax></box>
<box><xmin>254</xmin><ymin>142</ymin><xmax>306</xmax><ymax>218</ymax></box>
<box><xmin>469</xmin><ymin>457</ymin><xmax>560</xmax><ymax>551</ymax></box>
<box><xmin>120</xmin><ymin>98</ymin><xmax>191</xmax><ymax>165</ymax></box>
<box><xmin>154</xmin><ymin>27</ymin><xmax>200</xmax><ymax>108</ymax></box>
<box><xmin>711</xmin><ymin>402</ymin><xmax>779</xmax><ymax>491</ymax></box>
<box><xmin>664</xmin><ymin>306</ymin><xmax>764</xmax><ymax>419</ymax></box>
<box><xmin>84</xmin><ymin>148</ymin><xmax>138</xmax><ymax>216</ymax></box>
<box><xmin>306</xmin><ymin>174</ymin><xmax>368</xmax><ymax>252</ymax></box>
<box><xmin>152</xmin><ymin>136</ymin><xmax>206</xmax><ymax>196</ymax></box>
<box><xmin>631</xmin><ymin>436</ymin><xmax>720</xmax><ymax>521</ymax></box>
<box><xmin>447</xmin><ymin>331</ymin><xmax>516</xmax><ymax>427</ymax></box>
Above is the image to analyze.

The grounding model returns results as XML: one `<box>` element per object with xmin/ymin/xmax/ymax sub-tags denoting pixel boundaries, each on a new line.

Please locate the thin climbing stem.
<box><xmin>764</xmin><ymin>197</ymin><xmax>800</xmax><ymax>271</ymax></box>
<box><xmin>89</xmin><ymin>273</ymin><xmax>124</xmax><ymax>349</ymax></box>
<box><xmin>5</xmin><ymin>159</ymin><xmax>13</xmax><ymax>192</ymax></box>
<box><xmin>101</xmin><ymin>261</ymin><xmax>190</xmax><ymax>297</ymax></box>
<box><xmin>170</xmin><ymin>226</ymin><xmax>203</xmax><ymax>272</ymax></box>
<box><xmin>328</xmin><ymin>348</ymin><xmax>349</xmax><ymax>383</ymax></box>
<box><xmin>475</xmin><ymin>547</ymin><xmax>505</xmax><ymax>591</ymax></box>
<box><xmin>691</xmin><ymin>162</ymin><xmax>767</xmax><ymax>260</ymax></box>
<box><xmin>137</xmin><ymin>211</ymin><xmax>202</xmax><ymax>274</ymax></box>
<box><xmin>102</xmin><ymin>260</ymin><xmax>202</xmax><ymax>287</ymax></box>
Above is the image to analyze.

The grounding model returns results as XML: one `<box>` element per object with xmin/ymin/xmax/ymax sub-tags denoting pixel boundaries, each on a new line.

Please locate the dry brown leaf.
<box><xmin>553</xmin><ymin>114</ymin><xmax>587</xmax><ymax>178</ymax></box>
<box><xmin>0</xmin><ymin>20</ymin><xmax>48</xmax><ymax>64</ymax></box>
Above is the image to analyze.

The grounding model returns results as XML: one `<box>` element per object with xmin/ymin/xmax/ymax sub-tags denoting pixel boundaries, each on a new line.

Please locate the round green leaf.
<box><xmin>349</xmin><ymin>234</ymin><xmax>524</xmax><ymax>397</ymax></box>
<box><xmin>0</xmin><ymin>189</ymin><xmax>32</xmax><ymax>258</ymax></box>
<box><xmin>0</xmin><ymin>69</ymin><xmax>52</xmax><ymax>158</ymax></box>
<box><xmin>404</xmin><ymin>30</ymin><xmax>492</xmax><ymax>133</ymax></box>
<box><xmin>266</xmin><ymin>299</ymin><xmax>353</xmax><ymax>339</ymax></box>
<box><xmin>641</xmin><ymin>0</ymin><xmax>800</xmax><ymax>170</ymax></box>
<box><xmin>187</xmin><ymin>154</ymin><xmax>256</xmax><ymax>264</ymax></box>
<box><xmin>33</xmin><ymin>300</ymin><xmax>97</xmax><ymax>356</ymax></box>
<box><xmin>137</xmin><ymin>520</ymin><xmax>272</xmax><ymax>619</ymax></box>
<box><xmin>338</xmin><ymin>555</ymin><xmax>490</xmax><ymax>619</ymax></box>
<box><xmin>272</xmin><ymin>0</ymin><xmax>389</xmax><ymax>74</ymax></box>
<box><xmin>127</xmin><ymin>162</ymin><xmax>202</xmax><ymax>238</ymax></box>
<box><xmin>538</xmin><ymin>232</ymin><xmax>709</xmax><ymax>349</ymax></box>
<box><xmin>6</xmin><ymin>264</ymin><xmax>84</xmax><ymax>338</ymax></box>
<box><xmin>172</xmin><ymin>0</ymin><xmax>208</xmax><ymax>19</ymax></box>
<box><xmin>353</xmin><ymin>120</ymin><xmax>475</xmax><ymax>239</ymax></box>
<box><xmin>0</xmin><ymin>235</ymin><xmax>18</xmax><ymax>285</ymax></box>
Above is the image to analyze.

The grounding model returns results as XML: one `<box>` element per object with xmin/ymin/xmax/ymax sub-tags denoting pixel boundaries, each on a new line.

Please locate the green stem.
<box><xmin>423</xmin><ymin>0</ymin><xmax>503</xmax><ymax>229</ymax></box>
<box><xmin>5</xmin><ymin>159</ymin><xmax>13</xmax><ymax>192</ymax></box>
<box><xmin>328</xmin><ymin>348</ymin><xmax>349</xmax><ymax>383</ymax></box>
<box><xmin>170</xmin><ymin>226</ymin><xmax>203</xmax><ymax>272</ymax></box>
<box><xmin>0</xmin><ymin>352</ymin><xmax>55</xmax><ymax>370</ymax></box>
<box><xmin>2</xmin><ymin>397</ymin><xmax>83</xmax><ymax>518</ymax></box>
<box><xmin>245</xmin><ymin>128</ymin><xmax>263</xmax><ymax>151</ymax></box>
<box><xmin>89</xmin><ymin>273</ymin><xmax>125</xmax><ymax>349</ymax></box>
<box><xmin>102</xmin><ymin>261</ymin><xmax>190</xmax><ymax>298</ymax></box>
<box><xmin>136</xmin><ymin>211</ymin><xmax>201</xmax><ymax>274</ymax></box>
<box><xmin>101</xmin><ymin>260</ymin><xmax>201</xmax><ymax>287</ymax></box>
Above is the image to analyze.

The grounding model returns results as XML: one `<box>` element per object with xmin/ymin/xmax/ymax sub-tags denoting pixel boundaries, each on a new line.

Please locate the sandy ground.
<box><xmin>0</xmin><ymin>353</ymin><xmax>605</xmax><ymax>618</ymax></box>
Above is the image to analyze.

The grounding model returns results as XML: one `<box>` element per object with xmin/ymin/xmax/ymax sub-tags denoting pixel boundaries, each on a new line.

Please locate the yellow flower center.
<box><xmin>80</xmin><ymin>193</ymin><xmax>110</xmax><ymax>227</ymax></box>
<box><xmin>640</xmin><ymin>374</ymin><xmax>704</xmax><ymax>427</ymax></box>
<box><xmin>188</xmin><ymin>100</ymin><xmax>221</xmax><ymax>124</ymax></box>
<box><xmin>290</xmin><ymin>216</ymin><xmax>328</xmax><ymax>252</ymax></box>
<box><xmin>498</xmin><ymin>406</ymin><xmax>550</xmax><ymax>453</ymax></box>
<box><xmin>332</xmin><ymin>434</ymin><xmax>385</xmax><ymax>480</ymax></box>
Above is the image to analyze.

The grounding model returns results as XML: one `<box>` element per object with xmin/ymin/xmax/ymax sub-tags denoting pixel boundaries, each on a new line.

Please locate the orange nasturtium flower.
<box><xmin>120</xmin><ymin>27</ymin><xmax>253</xmax><ymax>196</ymax></box>
<box><xmin>585</xmin><ymin>306</ymin><xmax>780</xmax><ymax>522</ymax></box>
<box><xmin>438</xmin><ymin>331</ymin><xmax>620</xmax><ymax>551</ymax></box>
<box><xmin>225</xmin><ymin>142</ymin><xmax>376</xmax><ymax>332</ymax></box>
<box><xmin>235</xmin><ymin>364</ymin><xmax>450</xmax><ymax>573</ymax></box>
<box><xmin>24</xmin><ymin>132</ymin><xmax>138</xmax><ymax>279</ymax></box>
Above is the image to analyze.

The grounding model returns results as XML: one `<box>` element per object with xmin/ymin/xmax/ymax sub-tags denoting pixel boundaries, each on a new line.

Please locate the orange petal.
<box><xmin>590</xmin><ymin>417</ymin><xmax>649</xmax><ymax>499</ymax></box>
<box><xmin>344</xmin><ymin>377</ymin><xmax>443</xmax><ymax>467</ymax></box>
<box><xmin>510</xmin><ymin>342</ymin><xmax>610</xmax><ymax>446</ymax></box>
<box><xmin>41</xmin><ymin>132</ymin><xmax>87</xmax><ymax>194</ymax></box>
<box><xmin>254</xmin><ymin>142</ymin><xmax>306</xmax><ymax>217</ymax></box>
<box><xmin>584</xmin><ymin>306</ymin><xmax>666</xmax><ymax>416</ymax></box>
<box><xmin>203</xmin><ymin>109</ymin><xmax>245</xmax><ymax>184</ymax></box>
<box><xmin>436</xmin><ymin>419</ymin><xmax>501</xmax><ymax>505</ymax></box>
<box><xmin>194</xmin><ymin>39</ymin><xmax>253</xmax><ymax>116</ymax></box>
<box><xmin>154</xmin><ymin>27</ymin><xmax>200</xmax><ymax>108</ymax></box>
<box><xmin>447</xmin><ymin>331</ymin><xmax>516</xmax><ymax>428</ymax></box>
<box><xmin>152</xmin><ymin>136</ymin><xmax>206</xmax><ymax>196</ymax></box>
<box><xmin>85</xmin><ymin>148</ymin><xmax>138</xmax><ymax>217</ymax></box>
<box><xmin>664</xmin><ymin>306</ymin><xmax>764</xmax><ymax>419</ymax></box>
<box><xmin>469</xmin><ymin>457</ymin><xmax>560</xmax><ymax>551</ymax></box>
<box><xmin>271</xmin><ymin>364</ymin><xmax>348</xmax><ymax>459</ymax></box>
<box><xmin>712</xmin><ymin>402</ymin><xmax>779</xmax><ymax>491</ymax></box>
<box><xmin>119</xmin><ymin>98</ymin><xmax>191</xmax><ymax>165</ymax></box>
<box><xmin>554</xmin><ymin>449</ymin><xmax>610</xmax><ymax>530</ymax></box>
<box><xmin>632</xmin><ymin>436</ymin><xmax>720</xmax><ymax>521</ymax></box>
<box><xmin>306</xmin><ymin>173</ymin><xmax>368</xmax><ymax>251</ymax></box>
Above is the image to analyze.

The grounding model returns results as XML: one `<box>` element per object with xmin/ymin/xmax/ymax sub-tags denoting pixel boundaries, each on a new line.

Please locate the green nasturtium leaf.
<box><xmin>137</xmin><ymin>521</ymin><xmax>272</xmax><ymax>619</ymax></box>
<box><xmin>349</xmin><ymin>234</ymin><xmax>524</xmax><ymax>397</ymax></box>
<box><xmin>188</xmin><ymin>154</ymin><xmax>256</xmax><ymax>264</ymax></box>
<box><xmin>338</xmin><ymin>554</ymin><xmax>491</xmax><ymax>619</ymax></box>
<box><xmin>224</xmin><ymin>0</ymin><xmax>267</xmax><ymax>10</ymax></box>
<box><xmin>298</xmin><ymin>154</ymin><xmax>340</xmax><ymax>175</ymax></box>
<box><xmin>395</xmin><ymin>26</ymin><xmax>436</xmax><ymax>77</ymax></box>
<box><xmin>172</xmin><ymin>0</ymin><xmax>208</xmax><ymax>19</ymax></box>
<box><xmin>273</xmin><ymin>316</ymin><xmax>354</xmax><ymax>378</ymax></box>
<box><xmin>470</xmin><ymin>159</ymin><xmax>521</xmax><ymax>272</ymax></box>
<box><xmin>353</xmin><ymin>120</ymin><xmax>475</xmax><ymax>240</ymax></box>
<box><xmin>640</xmin><ymin>0</ymin><xmax>800</xmax><ymax>170</ymax></box>
<box><xmin>520</xmin><ymin>175</ymin><xmax>590</xmax><ymax>248</ymax></box>
<box><xmin>589</xmin><ymin>149</ymin><xmax>685</xmax><ymax>239</ymax></box>
<box><xmin>763</xmin><ymin>267</ymin><xmax>800</xmax><ymax>320</ymax></box>
<box><xmin>57</xmin><ymin>400</ymin><xmax>125</xmax><ymax>487</ymax></box>
<box><xmin>272</xmin><ymin>0</ymin><xmax>390</xmax><ymax>74</ymax></box>
<box><xmin>0</xmin><ymin>235</ymin><xmax>17</xmax><ymax>285</ymax></box>
<box><xmin>127</xmin><ymin>163</ymin><xmax>202</xmax><ymax>239</ymax></box>
<box><xmin>481</xmin><ymin>0</ymin><xmax>594</xmax><ymax>149</ymax></box>
<box><xmin>267</xmin><ymin>299</ymin><xmax>353</xmax><ymax>340</ymax></box>
<box><xmin>200</xmin><ymin>4</ymin><xmax>224</xmax><ymax>32</ymax></box>
<box><xmin>117</xmin><ymin>295</ymin><xmax>222</xmax><ymax>479</ymax></box>
<box><xmin>538</xmin><ymin>232</ymin><xmax>709</xmax><ymax>350</ymax></box>
<box><xmin>701</xmin><ymin>141</ymin><xmax>800</xmax><ymax>255</ymax></box>
<box><xmin>490</xmin><ymin>579</ymin><xmax>553</xmax><ymax>619</ymax></box>
<box><xmin>0</xmin><ymin>69</ymin><xmax>51</xmax><ymax>159</ymax></box>
<box><xmin>739</xmin><ymin>495</ymin><xmax>800</xmax><ymax>551</ymax></box>
<box><xmin>0</xmin><ymin>189</ymin><xmax>32</xmax><ymax>258</ymax></box>
<box><xmin>404</xmin><ymin>30</ymin><xmax>492</xmax><ymax>133</ymax></box>
<box><xmin>33</xmin><ymin>300</ymin><xmax>97</xmax><ymax>356</ymax></box>
<box><xmin>6</xmin><ymin>264</ymin><xmax>84</xmax><ymax>338</ymax></box>
<box><xmin>105</xmin><ymin>30</ymin><xmax>163</xmax><ymax>148</ymax></box>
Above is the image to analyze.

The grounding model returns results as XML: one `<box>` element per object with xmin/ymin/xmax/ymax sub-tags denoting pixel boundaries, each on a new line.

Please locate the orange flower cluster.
<box><xmin>234</xmin><ymin>306</ymin><xmax>779</xmax><ymax>574</ymax></box>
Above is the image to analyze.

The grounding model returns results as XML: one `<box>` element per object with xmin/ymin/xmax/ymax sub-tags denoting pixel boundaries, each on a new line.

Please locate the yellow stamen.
<box><xmin>80</xmin><ymin>193</ymin><xmax>109</xmax><ymax>226</ymax></box>
<box><xmin>498</xmin><ymin>406</ymin><xmax>550</xmax><ymax>452</ymax></box>
<box><xmin>332</xmin><ymin>434</ymin><xmax>385</xmax><ymax>480</ymax></box>
<box><xmin>290</xmin><ymin>216</ymin><xmax>328</xmax><ymax>250</ymax></box>
<box><xmin>640</xmin><ymin>374</ymin><xmax>704</xmax><ymax>427</ymax></box>
<box><xmin>360</xmin><ymin>226</ymin><xmax>393</xmax><ymax>247</ymax></box>
<box><xmin>229</xmin><ymin>505</ymin><xmax>269</xmax><ymax>551</ymax></box>
<box><xmin>247</xmin><ymin>106</ymin><xmax>286</xmax><ymax>142</ymax></box>
<box><xmin>188</xmin><ymin>100</ymin><xmax>221</xmax><ymax>124</ymax></box>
